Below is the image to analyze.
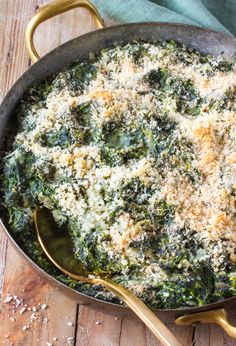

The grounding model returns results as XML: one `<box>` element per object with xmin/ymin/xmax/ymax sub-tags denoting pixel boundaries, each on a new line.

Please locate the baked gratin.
<box><xmin>2</xmin><ymin>40</ymin><xmax>236</xmax><ymax>309</ymax></box>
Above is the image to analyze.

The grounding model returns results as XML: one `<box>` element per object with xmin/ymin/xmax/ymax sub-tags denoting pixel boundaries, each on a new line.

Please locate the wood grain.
<box><xmin>194</xmin><ymin>308</ymin><xmax>236</xmax><ymax>346</ymax></box>
<box><xmin>76</xmin><ymin>306</ymin><xmax>123</xmax><ymax>345</ymax></box>
<box><xmin>0</xmin><ymin>0</ymin><xmax>235</xmax><ymax>345</ymax></box>
<box><xmin>0</xmin><ymin>229</ymin><xmax>8</xmax><ymax>295</ymax></box>
<box><xmin>0</xmin><ymin>0</ymin><xmax>31</xmax><ymax>102</ymax></box>
<box><xmin>0</xmin><ymin>244</ymin><xmax>77</xmax><ymax>346</ymax></box>
<box><xmin>76</xmin><ymin>307</ymin><xmax>194</xmax><ymax>346</ymax></box>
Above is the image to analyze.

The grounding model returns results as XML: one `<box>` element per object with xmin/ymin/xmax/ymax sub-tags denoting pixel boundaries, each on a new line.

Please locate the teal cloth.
<box><xmin>91</xmin><ymin>0</ymin><xmax>236</xmax><ymax>36</ymax></box>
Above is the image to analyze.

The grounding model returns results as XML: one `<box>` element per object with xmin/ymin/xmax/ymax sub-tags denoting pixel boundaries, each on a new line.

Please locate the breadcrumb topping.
<box><xmin>3</xmin><ymin>40</ymin><xmax>236</xmax><ymax>309</ymax></box>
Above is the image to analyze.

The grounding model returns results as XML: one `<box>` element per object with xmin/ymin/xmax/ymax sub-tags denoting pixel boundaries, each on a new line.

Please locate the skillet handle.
<box><xmin>25</xmin><ymin>0</ymin><xmax>104</xmax><ymax>63</ymax></box>
<box><xmin>175</xmin><ymin>308</ymin><xmax>236</xmax><ymax>339</ymax></box>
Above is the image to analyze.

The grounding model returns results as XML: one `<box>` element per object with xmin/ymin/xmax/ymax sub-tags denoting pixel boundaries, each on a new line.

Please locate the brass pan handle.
<box><xmin>176</xmin><ymin>308</ymin><xmax>236</xmax><ymax>339</ymax></box>
<box><xmin>25</xmin><ymin>0</ymin><xmax>105</xmax><ymax>63</ymax></box>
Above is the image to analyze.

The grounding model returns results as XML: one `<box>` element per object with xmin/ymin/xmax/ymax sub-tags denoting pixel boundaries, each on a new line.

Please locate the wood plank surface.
<box><xmin>0</xmin><ymin>243</ymin><xmax>78</xmax><ymax>346</ymax></box>
<box><xmin>0</xmin><ymin>230</ymin><xmax>7</xmax><ymax>295</ymax></box>
<box><xmin>0</xmin><ymin>1</ymin><xmax>235</xmax><ymax>345</ymax></box>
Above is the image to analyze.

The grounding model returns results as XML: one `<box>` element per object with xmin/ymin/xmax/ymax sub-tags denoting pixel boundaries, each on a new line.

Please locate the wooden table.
<box><xmin>0</xmin><ymin>1</ymin><xmax>236</xmax><ymax>345</ymax></box>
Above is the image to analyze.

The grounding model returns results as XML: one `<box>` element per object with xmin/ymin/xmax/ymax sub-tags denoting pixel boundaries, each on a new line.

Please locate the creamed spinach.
<box><xmin>2</xmin><ymin>41</ymin><xmax>236</xmax><ymax>308</ymax></box>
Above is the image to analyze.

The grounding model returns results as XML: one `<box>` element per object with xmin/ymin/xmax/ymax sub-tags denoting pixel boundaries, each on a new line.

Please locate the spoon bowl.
<box><xmin>34</xmin><ymin>206</ymin><xmax>182</xmax><ymax>346</ymax></box>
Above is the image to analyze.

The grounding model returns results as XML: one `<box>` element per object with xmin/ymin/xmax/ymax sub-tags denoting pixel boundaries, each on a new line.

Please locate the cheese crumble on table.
<box><xmin>2</xmin><ymin>40</ymin><xmax>236</xmax><ymax>309</ymax></box>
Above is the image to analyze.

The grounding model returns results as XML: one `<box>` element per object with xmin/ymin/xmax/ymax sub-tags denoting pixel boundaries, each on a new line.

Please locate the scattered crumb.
<box><xmin>19</xmin><ymin>307</ymin><xmax>26</xmax><ymax>315</ymax></box>
<box><xmin>114</xmin><ymin>317</ymin><xmax>118</xmax><ymax>320</ymax></box>
<box><xmin>53</xmin><ymin>337</ymin><xmax>58</xmax><ymax>341</ymax></box>
<box><xmin>30</xmin><ymin>313</ymin><xmax>37</xmax><ymax>321</ymax></box>
<box><xmin>3</xmin><ymin>295</ymin><xmax>13</xmax><ymax>303</ymax></box>
<box><xmin>41</xmin><ymin>304</ymin><xmax>47</xmax><ymax>310</ymax></box>
<box><xmin>13</xmin><ymin>296</ymin><xmax>22</xmax><ymax>306</ymax></box>
<box><xmin>67</xmin><ymin>321</ymin><xmax>74</xmax><ymax>326</ymax></box>
<box><xmin>22</xmin><ymin>324</ymin><xmax>30</xmax><ymax>331</ymax></box>
<box><xmin>2</xmin><ymin>293</ymin><xmax>50</xmax><ymax>331</ymax></box>
<box><xmin>95</xmin><ymin>321</ymin><xmax>101</xmax><ymax>325</ymax></box>
<box><xmin>67</xmin><ymin>336</ymin><xmax>74</xmax><ymax>344</ymax></box>
<box><xmin>46</xmin><ymin>343</ymin><xmax>53</xmax><ymax>346</ymax></box>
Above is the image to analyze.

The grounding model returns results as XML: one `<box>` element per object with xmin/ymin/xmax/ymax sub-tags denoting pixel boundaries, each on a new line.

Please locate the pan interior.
<box><xmin>1</xmin><ymin>23</ymin><xmax>236</xmax><ymax>310</ymax></box>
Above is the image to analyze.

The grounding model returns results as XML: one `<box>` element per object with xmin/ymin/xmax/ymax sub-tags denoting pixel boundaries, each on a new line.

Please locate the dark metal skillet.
<box><xmin>1</xmin><ymin>0</ymin><xmax>236</xmax><ymax>337</ymax></box>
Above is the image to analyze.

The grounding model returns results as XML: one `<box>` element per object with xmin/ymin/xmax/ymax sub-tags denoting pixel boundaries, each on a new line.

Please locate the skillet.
<box><xmin>1</xmin><ymin>0</ymin><xmax>236</xmax><ymax>337</ymax></box>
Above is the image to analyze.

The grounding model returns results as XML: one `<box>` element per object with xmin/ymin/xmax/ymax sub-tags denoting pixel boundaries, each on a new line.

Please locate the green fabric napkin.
<box><xmin>91</xmin><ymin>0</ymin><xmax>236</xmax><ymax>35</ymax></box>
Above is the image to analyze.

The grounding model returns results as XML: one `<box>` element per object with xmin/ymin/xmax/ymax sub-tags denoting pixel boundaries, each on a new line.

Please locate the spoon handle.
<box><xmin>100</xmin><ymin>279</ymin><xmax>182</xmax><ymax>346</ymax></box>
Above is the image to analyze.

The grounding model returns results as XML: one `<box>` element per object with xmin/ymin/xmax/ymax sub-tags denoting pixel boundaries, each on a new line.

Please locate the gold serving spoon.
<box><xmin>34</xmin><ymin>207</ymin><xmax>182</xmax><ymax>346</ymax></box>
